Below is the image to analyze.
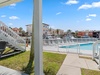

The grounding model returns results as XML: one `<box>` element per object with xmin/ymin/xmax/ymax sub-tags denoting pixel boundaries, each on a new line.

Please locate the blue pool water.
<box><xmin>60</xmin><ymin>43</ymin><xmax>98</xmax><ymax>50</ymax></box>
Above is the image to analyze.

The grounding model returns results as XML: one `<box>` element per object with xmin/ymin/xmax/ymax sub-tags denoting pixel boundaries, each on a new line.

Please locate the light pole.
<box><xmin>33</xmin><ymin>0</ymin><xmax>44</xmax><ymax>75</ymax></box>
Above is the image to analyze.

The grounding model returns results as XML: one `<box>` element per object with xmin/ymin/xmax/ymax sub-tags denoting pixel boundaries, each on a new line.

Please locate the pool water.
<box><xmin>60</xmin><ymin>43</ymin><xmax>98</xmax><ymax>50</ymax></box>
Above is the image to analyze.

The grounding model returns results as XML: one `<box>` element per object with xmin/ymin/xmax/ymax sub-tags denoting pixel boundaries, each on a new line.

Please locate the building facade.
<box><xmin>26</xmin><ymin>23</ymin><xmax>50</xmax><ymax>36</ymax></box>
<box><xmin>77</xmin><ymin>31</ymin><xmax>93</xmax><ymax>37</ymax></box>
<box><xmin>12</xmin><ymin>27</ymin><xmax>20</xmax><ymax>35</ymax></box>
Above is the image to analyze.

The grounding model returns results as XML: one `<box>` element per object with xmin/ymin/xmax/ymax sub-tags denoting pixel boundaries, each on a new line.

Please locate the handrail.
<box><xmin>0</xmin><ymin>21</ymin><xmax>25</xmax><ymax>43</ymax></box>
<box><xmin>93</xmin><ymin>39</ymin><xmax>100</xmax><ymax>70</ymax></box>
<box><xmin>0</xmin><ymin>21</ymin><xmax>26</xmax><ymax>50</ymax></box>
<box><xmin>93</xmin><ymin>40</ymin><xmax>100</xmax><ymax>60</ymax></box>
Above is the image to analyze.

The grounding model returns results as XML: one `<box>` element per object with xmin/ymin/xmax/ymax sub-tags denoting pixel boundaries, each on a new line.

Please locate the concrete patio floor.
<box><xmin>57</xmin><ymin>53</ymin><xmax>99</xmax><ymax>75</ymax></box>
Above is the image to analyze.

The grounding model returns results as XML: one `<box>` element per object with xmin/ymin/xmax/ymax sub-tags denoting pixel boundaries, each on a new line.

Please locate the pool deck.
<box><xmin>57</xmin><ymin>53</ymin><xmax>81</xmax><ymax>75</ymax></box>
<box><xmin>57</xmin><ymin>53</ymin><xmax>99</xmax><ymax>75</ymax></box>
<box><xmin>25</xmin><ymin>44</ymin><xmax>100</xmax><ymax>75</ymax></box>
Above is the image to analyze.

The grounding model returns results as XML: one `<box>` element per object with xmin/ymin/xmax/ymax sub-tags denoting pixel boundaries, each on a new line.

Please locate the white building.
<box><xmin>26</xmin><ymin>24</ymin><xmax>32</xmax><ymax>35</ymax></box>
<box><xmin>26</xmin><ymin>23</ymin><xmax>50</xmax><ymax>36</ymax></box>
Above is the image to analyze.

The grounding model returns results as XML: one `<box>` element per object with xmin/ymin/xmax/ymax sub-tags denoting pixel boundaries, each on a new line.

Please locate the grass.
<box><xmin>3</xmin><ymin>48</ymin><xmax>14</xmax><ymax>54</ymax></box>
<box><xmin>81</xmin><ymin>68</ymin><xmax>100</xmax><ymax>75</ymax></box>
<box><xmin>0</xmin><ymin>51</ymin><xmax>66</xmax><ymax>75</ymax></box>
<box><xmin>43</xmin><ymin>52</ymin><xmax>66</xmax><ymax>75</ymax></box>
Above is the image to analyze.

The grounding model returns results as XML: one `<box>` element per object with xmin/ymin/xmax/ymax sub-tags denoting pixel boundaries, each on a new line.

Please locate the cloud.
<box><xmin>66</xmin><ymin>0</ymin><xmax>79</xmax><ymax>5</ymax></box>
<box><xmin>10</xmin><ymin>3</ymin><xmax>16</xmax><ymax>7</ymax></box>
<box><xmin>78</xmin><ymin>1</ymin><xmax>100</xmax><ymax>10</ymax></box>
<box><xmin>89</xmin><ymin>14</ymin><xmax>97</xmax><ymax>17</ymax></box>
<box><xmin>1</xmin><ymin>15</ymin><xmax>6</xmax><ymax>18</ymax></box>
<box><xmin>85</xmin><ymin>14</ymin><xmax>96</xmax><ymax>21</ymax></box>
<box><xmin>86</xmin><ymin>18</ymin><xmax>92</xmax><ymax>21</ymax></box>
<box><xmin>92</xmin><ymin>2</ymin><xmax>100</xmax><ymax>7</ymax></box>
<box><xmin>56</xmin><ymin>12</ymin><xmax>62</xmax><ymax>15</ymax></box>
<box><xmin>9</xmin><ymin>16</ymin><xmax>19</xmax><ymax>20</ymax></box>
<box><xmin>78</xmin><ymin>4</ymin><xmax>92</xmax><ymax>10</ymax></box>
<box><xmin>86</xmin><ymin>14</ymin><xmax>97</xmax><ymax>18</ymax></box>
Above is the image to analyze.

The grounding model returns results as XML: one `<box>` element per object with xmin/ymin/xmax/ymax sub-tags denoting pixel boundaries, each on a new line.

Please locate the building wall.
<box><xmin>26</xmin><ymin>23</ymin><xmax>65</xmax><ymax>37</ymax></box>
<box><xmin>26</xmin><ymin>24</ymin><xmax>32</xmax><ymax>35</ymax></box>
<box><xmin>49</xmin><ymin>28</ymin><xmax>56</xmax><ymax>35</ymax></box>
<box><xmin>26</xmin><ymin>23</ymin><xmax>49</xmax><ymax>36</ymax></box>
<box><xmin>57</xmin><ymin>29</ymin><xmax>64</xmax><ymax>35</ymax></box>
<box><xmin>12</xmin><ymin>28</ymin><xmax>20</xmax><ymax>34</ymax></box>
<box><xmin>43</xmin><ymin>23</ymin><xmax>49</xmax><ymax>35</ymax></box>
<box><xmin>77</xmin><ymin>31</ymin><xmax>93</xmax><ymax>37</ymax></box>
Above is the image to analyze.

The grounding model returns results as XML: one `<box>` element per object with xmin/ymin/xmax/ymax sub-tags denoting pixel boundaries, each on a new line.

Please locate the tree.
<box><xmin>25</xmin><ymin>25</ymin><xmax>34</xmax><ymax>74</ymax></box>
<box><xmin>56</xmin><ymin>29</ymin><xmax>59</xmax><ymax>35</ymax></box>
<box><xmin>75</xmin><ymin>30</ymin><xmax>78</xmax><ymax>38</ymax></box>
<box><xmin>21</xmin><ymin>30</ymin><xmax>26</xmax><ymax>36</ymax></box>
<box><xmin>67</xmin><ymin>29</ymin><xmax>71</xmax><ymax>34</ymax></box>
<box><xmin>25</xmin><ymin>32</ymin><xmax>28</xmax><ymax>36</ymax></box>
<box><xmin>19</xmin><ymin>27</ymin><xmax>23</xmax><ymax>36</ymax></box>
<box><xmin>52</xmin><ymin>31</ymin><xmax>55</xmax><ymax>36</ymax></box>
<box><xmin>71</xmin><ymin>32</ymin><xmax>75</xmax><ymax>37</ymax></box>
<box><xmin>9</xmin><ymin>27</ymin><xmax>12</xmax><ymax>29</ymax></box>
<box><xmin>66</xmin><ymin>29</ymin><xmax>71</xmax><ymax>36</ymax></box>
<box><xmin>56</xmin><ymin>29</ymin><xmax>60</xmax><ymax>37</ymax></box>
<box><xmin>19</xmin><ymin>27</ymin><xmax>23</xmax><ymax>32</ymax></box>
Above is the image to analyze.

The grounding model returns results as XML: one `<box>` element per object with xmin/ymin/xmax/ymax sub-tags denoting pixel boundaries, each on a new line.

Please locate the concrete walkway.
<box><xmin>57</xmin><ymin>53</ymin><xmax>99</xmax><ymax>75</ymax></box>
<box><xmin>0</xmin><ymin>66</ymin><xmax>28</xmax><ymax>75</ymax></box>
<box><xmin>57</xmin><ymin>53</ymin><xmax>81</xmax><ymax>75</ymax></box>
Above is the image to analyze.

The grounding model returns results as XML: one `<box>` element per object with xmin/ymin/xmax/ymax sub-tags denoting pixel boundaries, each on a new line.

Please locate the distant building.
<box><xmin>77</xmin><ymin>31</ymin><xmax>93</xmax><ymax>37</ymax></box>
<box><xmin>26</xmin><ymin>24</ymin><xmax>32</xmax><ymax>36</ymax></box>
<box><xmin>12</xmin><ymin>27</ymin><xmax>20</xmax><ymax>35</ymax></box>
<box><xmin>56</xmin><ymin>29</ymin><xmax>64</xmax><ymax>35</ymax></box>
<box><xmin>26</xmin><ymin>23</ymin><xmax>50</xmax><ymax>36</ymax></box>
<box><xmin>93</xmin><ymin>31</ymin><xmax>100</xmax><ymax>38</ymax></box>
<box><xmin>49</xmin><ymin>28</ymin><xmax>64</xmax><ymax>36</ymax></box>
<box><xmin>43</xmin><ymin>23</ymin><xmax>50</xmax><ymax>35</ymax></box>
<box><xmin>49</xmin><ymin>28</ymin><xmax>56</xmax><ymax>36</ymax></box>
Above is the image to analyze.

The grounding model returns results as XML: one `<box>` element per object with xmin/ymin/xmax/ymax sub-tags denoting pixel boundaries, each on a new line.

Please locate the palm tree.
<box><xmin>56</xmin><ymin>29</ymin><xmax>60</xmax><ymax>37</ymax></box>
<box><xmin>19</xmin><ymin>27</ymin><xmax>23</xmax><ymax>32</ymax></box>
<box><xmin>25</xmin><ymin>25</ymin><xmax>34</xmax><ymax>74</ymax></box>
<box><xmin>56</xmin><ymin>29</ymin><xmax>59</xmax><ymax>35</ymax></box>
<box><xmin>67</xmin><ymin>29</ymin><xmax>71</xmax><ymax>34</ymax></box>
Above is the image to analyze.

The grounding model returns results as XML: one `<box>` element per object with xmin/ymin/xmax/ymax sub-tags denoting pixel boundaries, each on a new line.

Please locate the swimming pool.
<box><xmin>60</xmin><ymin>43</ymin><xmax>98</xmax><ymax>50</ymax></box>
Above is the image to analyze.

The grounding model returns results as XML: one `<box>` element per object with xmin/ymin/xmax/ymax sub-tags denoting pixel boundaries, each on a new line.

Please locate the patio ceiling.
<box><xmin>0</xmin><ymin>0</ymin><xmax>21</xmax><ymax>7</ymax></box>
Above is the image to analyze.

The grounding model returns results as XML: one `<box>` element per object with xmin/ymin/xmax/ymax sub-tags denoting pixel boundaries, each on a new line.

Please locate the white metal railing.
<box><xmin>93</xmin><ymin>40</ymin><xmax>100</xmax><ymax>59</ymax></box>
<box><xmin>43</xmin><ymin>38</ymin><xmax>97</xmax><ymax>45</ymax></box>
<box><xmin>93</xmin><ymin>40</ymin><xmax>100</xmax><ymax>69</ymax></box>
<box><xmin>0</xmin><ymin>21</ymin><xmax>26</xmax><ymax>50</ymax></box>
<box><xmin>43</xmin><ymin>38</ymin><xmax>98</xmax><ymax>55</ymax></box>
<box><xmin>99</xmin><ymin>47</ymin><xmax>100</xmax><ymax>69</ymax></box>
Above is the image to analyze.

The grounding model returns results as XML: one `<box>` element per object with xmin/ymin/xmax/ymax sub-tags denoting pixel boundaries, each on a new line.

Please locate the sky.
<box><xmin>0</xmin><ymin>0</ymin><xmax>100</xmax><ymax>32</ymax></box>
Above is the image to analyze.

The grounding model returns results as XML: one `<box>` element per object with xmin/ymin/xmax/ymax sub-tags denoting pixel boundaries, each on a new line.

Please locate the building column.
<box><xmin>33</xmin><ymin>0</ymin><xmax>44</xmax><ymax>75</ymax></box>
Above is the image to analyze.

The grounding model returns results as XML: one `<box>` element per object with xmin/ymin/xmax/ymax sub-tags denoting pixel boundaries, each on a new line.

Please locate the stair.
<box><xmin>0</xmin><ymin>21</ymin><xmax>26</xmax><ymax>58</ymax></box>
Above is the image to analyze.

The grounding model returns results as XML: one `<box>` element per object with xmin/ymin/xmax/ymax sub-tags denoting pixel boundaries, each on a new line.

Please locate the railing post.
<box><xmin>66</xmin><ymin>44</ymin><xmax>68</xmax><ymax>53</ymax></box>
<box><xmin>57</xmin><ymin>39</ymin><xmax>59</xmax><ymax>52</ymax></box>
<box><xmin>98</xmin><ymin>47</ymin><xmax>100</xmax><ymax>69</ymax></box>
<box><xmin>92</xmin><ymin>43</ymin><xmax>95</xmax><ymax>60</ymax></box>
<box><xmin>78</xmin><ymin>44</ymin><xmax>80</xmax><ymax>54</ymax></box>
<box><xmin>77</xmin><ymin>44</ymin><xmax>78</xmax><ymax>53</ymax></box>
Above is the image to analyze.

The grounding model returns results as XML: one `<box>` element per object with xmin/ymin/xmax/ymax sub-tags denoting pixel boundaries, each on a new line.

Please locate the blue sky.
<box><xmin>0</xmin><ymin>0</ymin><xmax>100</xmax><ymax>32</ymax></box>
